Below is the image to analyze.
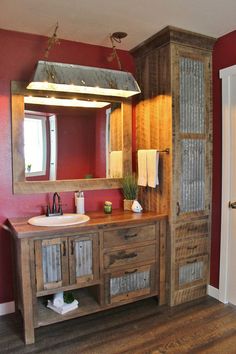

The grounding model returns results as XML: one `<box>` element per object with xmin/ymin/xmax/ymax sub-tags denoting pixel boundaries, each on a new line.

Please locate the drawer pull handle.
<box><xmin>187</xmin><ymin>245</ymin><xmax>198</xmax><ymax>250</ymax></box>
<box><xmin>71</xmin><ymin>241</ymin><xmax>74</xmax><ymax>255</ymax></box>
<box><xmin>109</xmin><ymin>251</ymin><xmax>138</xmax><ymax>265</ymax></box>
<box><xmin>123</xmin><ymin>252</ymin><xmax>137</xmax><ymax>259</ymax></box>
<box><xmin>125</xmin><ymin>269</ymin><xmax>138</xmax><ymax>275</ymax></box>
<box><xmin>176</xmin><ymin>202</ymin><xmax>181</xmax><ymax>216</ymax></box>
<box><xmin>124</xmin><ymin>233</ymin><xmax>138</xmax><ymax>240</ymax></box>
<box><xmin>186</xmin><ymin>259</ymin><xmax>198</xmax><ymax>264</ymax></box>
<box><xmin>62</xmin><ymin>241</ymin><xmax>66</xmax><ymax>256</ymax></box>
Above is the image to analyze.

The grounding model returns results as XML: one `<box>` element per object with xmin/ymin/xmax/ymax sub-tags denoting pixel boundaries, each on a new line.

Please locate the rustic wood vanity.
<box><xmin>9</xmin><ymin>210</ymin><xmax>167</xmax><ymax>344</ymax></box>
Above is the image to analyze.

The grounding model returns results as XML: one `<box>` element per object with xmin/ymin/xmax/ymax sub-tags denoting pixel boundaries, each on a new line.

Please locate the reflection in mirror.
<box><xmin>23</xmin><ymin>102</ymin><xmax>123</xmax><ymax>181</ymax></box>
<box><xmin>108</xmin><ymin>103</ymin><xmax>123</xmax><ymax>178</ymax></box>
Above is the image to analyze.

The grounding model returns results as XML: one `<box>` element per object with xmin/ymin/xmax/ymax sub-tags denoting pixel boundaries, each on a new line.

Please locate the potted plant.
<box><xmin>121</xmin><ymin>174</ymin><xmax>138</xmax><ymax>211</ymax></box>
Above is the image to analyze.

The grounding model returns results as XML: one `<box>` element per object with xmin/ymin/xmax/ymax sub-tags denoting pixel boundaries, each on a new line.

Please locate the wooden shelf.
<box><xmin>36</xmin><ymin>280</ymin><xmax>102</xmax><ymax>298</ymax></box>
<box><xmin>36</xmin><ymin>287</ymin><xmax>101</xmax><ymax>328</ymax></box>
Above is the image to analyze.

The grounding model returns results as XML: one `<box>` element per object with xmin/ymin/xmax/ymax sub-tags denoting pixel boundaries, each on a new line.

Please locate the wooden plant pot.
<box><xmin>123</xmin><ymin>199</ymin><xmax>134</xmax><ymax>211</ymax></box>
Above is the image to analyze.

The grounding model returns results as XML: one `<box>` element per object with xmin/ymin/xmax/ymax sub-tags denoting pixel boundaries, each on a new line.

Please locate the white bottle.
<box><xmin>75</xmin><ymin>191</ymin><xmax>85</xmax><ymax>214</ymax></box>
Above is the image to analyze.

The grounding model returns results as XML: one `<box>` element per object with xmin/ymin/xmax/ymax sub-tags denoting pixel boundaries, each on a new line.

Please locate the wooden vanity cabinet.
<box><xmin>9</xmin><ymin>211</ymin><xmax>167</xmax><ymax>344</ymax></box>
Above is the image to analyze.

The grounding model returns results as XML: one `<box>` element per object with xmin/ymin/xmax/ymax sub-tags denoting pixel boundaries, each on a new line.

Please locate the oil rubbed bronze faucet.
<box><xmin>46</xmin><ymin>192</ymin><xmax>63</xmax><ymax>216</ymax></box>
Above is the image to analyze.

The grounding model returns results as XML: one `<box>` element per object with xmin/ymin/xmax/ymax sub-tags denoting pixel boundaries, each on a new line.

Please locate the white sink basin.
<box><xmin>28</xmin><ymin>213</ymin><xmax>90</xmax><ymax>227</ymax></box>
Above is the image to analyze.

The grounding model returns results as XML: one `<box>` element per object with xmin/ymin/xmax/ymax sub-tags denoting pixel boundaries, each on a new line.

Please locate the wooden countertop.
<box><xmin>8</xmin><ymin>210</ymin><xmax>168</xmax><ymax>239</ymax></box>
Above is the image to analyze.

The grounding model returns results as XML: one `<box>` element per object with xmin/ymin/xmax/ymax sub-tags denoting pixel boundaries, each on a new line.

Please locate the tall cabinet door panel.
<box><xmin>35</xmin><ymin>237</ymin><xmax>69</xmax><ymax>292</ymax></box>
<box><xmin>172</xmin><ymin>47</ymin><xmax>212</xmax><ymax>221</ymax></box>
<box><xmin>69</xmin><ymin>233</ymin><xmax>99</xmax><ymax>286</ymax></box>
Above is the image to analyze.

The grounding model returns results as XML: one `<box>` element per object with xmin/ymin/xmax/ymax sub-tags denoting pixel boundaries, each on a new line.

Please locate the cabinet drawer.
<box><xmin>175</xmin><ymin>236</ymin><xmax>208</xmax><ymax>260</ymax></box>
<box><xmin>104</xmin><ymin>264</ymin><xmax>156</xmax><ymax>305</ymax></box>
<box><xmin>175</xmin><ymin>255</ymin><xmax>208</xmax><ymax>290</ymax></box>
<box><xmin>104</xmin><ymin>244</ymin><xmax>156</xmax><ymax>269</ymax></box>
<box><xmin>103</xmin><ymin>224</ymin><xmax>155</xmax><ymax>248</ymax></box>
<box><xmin>175</xmin><ymin>219</ymin><xmax>209</xmax><ymax>241</ymax></box>
<box><xmin>173</xmin><ymin>285</ymin><xmax>207</xmax><ymax>306</ymax></box>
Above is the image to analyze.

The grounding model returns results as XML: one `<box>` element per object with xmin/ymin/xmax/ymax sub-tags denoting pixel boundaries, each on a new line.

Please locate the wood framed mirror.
<box><xmin>11</xmin><ymin>81</ymin><xmax>132</xmax><ymax>194</ymax></box>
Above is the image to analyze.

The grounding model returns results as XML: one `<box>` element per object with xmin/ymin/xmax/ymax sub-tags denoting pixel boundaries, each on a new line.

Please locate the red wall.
<box><xmin>211</xmin><ymin>30</ymin><xmax>236</xmax><ymax>288</ymax></box>
<box><xmin>0</xmin><ymin>28</ymin><xmax>134</xmax><ymax>304</ymax></box>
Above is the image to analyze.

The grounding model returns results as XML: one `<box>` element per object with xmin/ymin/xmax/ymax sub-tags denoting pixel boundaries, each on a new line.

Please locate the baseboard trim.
<box><xmin>0</xmin><ymin>301</ymin><xmax>15</xmax><ymax>316</ymax></box>
<box><xmin>207</xmin><ymin>285</ymin><xmax>219</xmax><ymax>300</ymax></box>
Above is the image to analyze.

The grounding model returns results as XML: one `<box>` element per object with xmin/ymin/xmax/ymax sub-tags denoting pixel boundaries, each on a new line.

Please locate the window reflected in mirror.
<box><xmin>24</xmin><ymin>113</ymin><xmax>47</xmax><ymax>177</ymax></box>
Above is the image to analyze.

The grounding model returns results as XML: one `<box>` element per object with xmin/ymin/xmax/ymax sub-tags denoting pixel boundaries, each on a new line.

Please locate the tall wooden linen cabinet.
<box><xmin>131</xmin><ymin>26</ymin><xmax>216</xmax><ymax>306</ymax></box>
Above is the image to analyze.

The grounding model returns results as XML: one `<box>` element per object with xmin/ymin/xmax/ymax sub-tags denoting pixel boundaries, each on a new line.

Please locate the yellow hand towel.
<box><xmin>147</xmin><ymin>150</ymin><xmax>159</xmax><ymax>188</ymax></box>
<box><xmin>138</xmin><ymin>150</ymin><xmax>147</xmax><ymax>186</ymax></box>
<box><xmin>109</xmin><ymin>151</ymin><xmax>123</xmax><ymax>178</ymax></box>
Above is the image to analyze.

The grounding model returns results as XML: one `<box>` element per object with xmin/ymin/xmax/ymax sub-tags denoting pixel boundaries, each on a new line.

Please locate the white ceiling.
<box><xmin>0</xmin><ymin>0</ymin><xmax>235</xmax><ymax>50</ymax></box>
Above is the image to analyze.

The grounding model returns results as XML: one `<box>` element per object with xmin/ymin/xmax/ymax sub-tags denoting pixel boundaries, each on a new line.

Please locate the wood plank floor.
<box><xmin>1</xmin><ymin>296</ymin><xmax>236</xmax><ymax>353</ymax></box>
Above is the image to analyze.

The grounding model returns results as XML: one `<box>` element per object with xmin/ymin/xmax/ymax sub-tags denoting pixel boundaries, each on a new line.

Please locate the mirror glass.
<box><xmin>23</xmin><ymin>102</ymin><xmax>123</xmax><ymax>181</ymax></box>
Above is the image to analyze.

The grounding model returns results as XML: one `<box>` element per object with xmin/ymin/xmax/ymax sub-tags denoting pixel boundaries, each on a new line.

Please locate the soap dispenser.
<box><xmin>75</xmin><ymin>191</ymin><xmax>85</xmax><ymax>214</ymax></box>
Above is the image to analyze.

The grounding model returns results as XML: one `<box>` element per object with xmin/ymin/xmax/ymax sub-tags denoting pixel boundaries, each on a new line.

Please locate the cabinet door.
<box><xmin>104</xmin><ymin>264</ymin><xmax>156</xmax><ymax>305</ymax></box>
<box><xmin>172</xmin><ymin>46</ymin><xmax>212</xmax><ymax>220</ymax></box>
<box><xmin>69</xmin><ymin>233</ymin><xmax>99</xmax><ymax>286</ymax></box>
<box><xmin>175</xmin><ymin>255</ymin><xmax>208</xmax><ymax>290</ymax></box>
<box><xmin>35</xmin><ymin>237</ymin><xmax>69</xmax><ymax>292</ymax></box>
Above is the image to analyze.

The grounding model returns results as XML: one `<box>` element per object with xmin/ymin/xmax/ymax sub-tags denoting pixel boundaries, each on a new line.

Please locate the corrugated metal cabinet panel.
<box><xmin>175</xmin><ymin>255</ymin><xmax>209</xmax><ymax>291</ymax></box>
<box><xmin>69</xmin><ymin>233</ymin><xmax>99</xmax><ymax>285</ymax></box>
<box><xmin>104</xmin><ymin>264</ymin><xmax>156</xmax><ymax>305</ymax></box>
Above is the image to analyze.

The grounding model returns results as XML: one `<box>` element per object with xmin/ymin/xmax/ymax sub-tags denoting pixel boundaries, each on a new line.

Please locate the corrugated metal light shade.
<box><xmin>27</xmin><ymin>61</ymin><xmax>141</xmax><ymax>98</ymax></box>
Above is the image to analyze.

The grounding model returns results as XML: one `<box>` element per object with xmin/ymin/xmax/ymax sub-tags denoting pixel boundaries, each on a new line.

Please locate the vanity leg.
<box><xmin>24</xmin><ymin>325</ymin><xmax>35</xmax><ymax>345</ymax></box>
<box><xmin>20</xmin><ymin>239</ymin><xmax>35</xmax><ymax>344</ymax></box>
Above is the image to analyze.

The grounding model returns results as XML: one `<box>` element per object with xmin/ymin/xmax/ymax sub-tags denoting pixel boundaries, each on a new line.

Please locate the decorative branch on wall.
<box><xmin>107</xmin><ymin>32</ymin><xmax>127</xmax><ymax>70</ymax></box>
<box><xmin>45</xmin><ymin>22</ymin><xmax>60</xmax><ymax>59</ymax></box>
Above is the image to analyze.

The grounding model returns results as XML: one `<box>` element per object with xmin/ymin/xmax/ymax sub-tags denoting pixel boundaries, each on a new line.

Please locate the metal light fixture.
<box><xmin>27</xmin><ymin>61</ymin><xmax>141</xmax><ymax>98</ymax></box>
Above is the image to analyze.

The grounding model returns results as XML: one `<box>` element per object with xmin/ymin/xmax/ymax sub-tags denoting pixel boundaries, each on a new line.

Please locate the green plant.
<box><xmin>63</xmin><ymin>292</ymin><xmax>75</xmax><ymax>304</ymax></box>
<box><xmin>121</xmin><ymin>174</ymin><xmax>138</xmax><ymax>200</ymax></box>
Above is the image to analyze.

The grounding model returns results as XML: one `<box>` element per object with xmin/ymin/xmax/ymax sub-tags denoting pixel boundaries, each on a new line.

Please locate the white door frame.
<box><xmin>219</xmin><ymin>64</ymin><xmax>236</xmax><ymax>303</ymax></box>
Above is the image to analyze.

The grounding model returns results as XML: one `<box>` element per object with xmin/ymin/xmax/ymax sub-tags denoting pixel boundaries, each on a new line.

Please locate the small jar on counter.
<box><xmin>104</xmin><ymin>201</ymin><xmax>112</xmax><ymax>214</ymax></box>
